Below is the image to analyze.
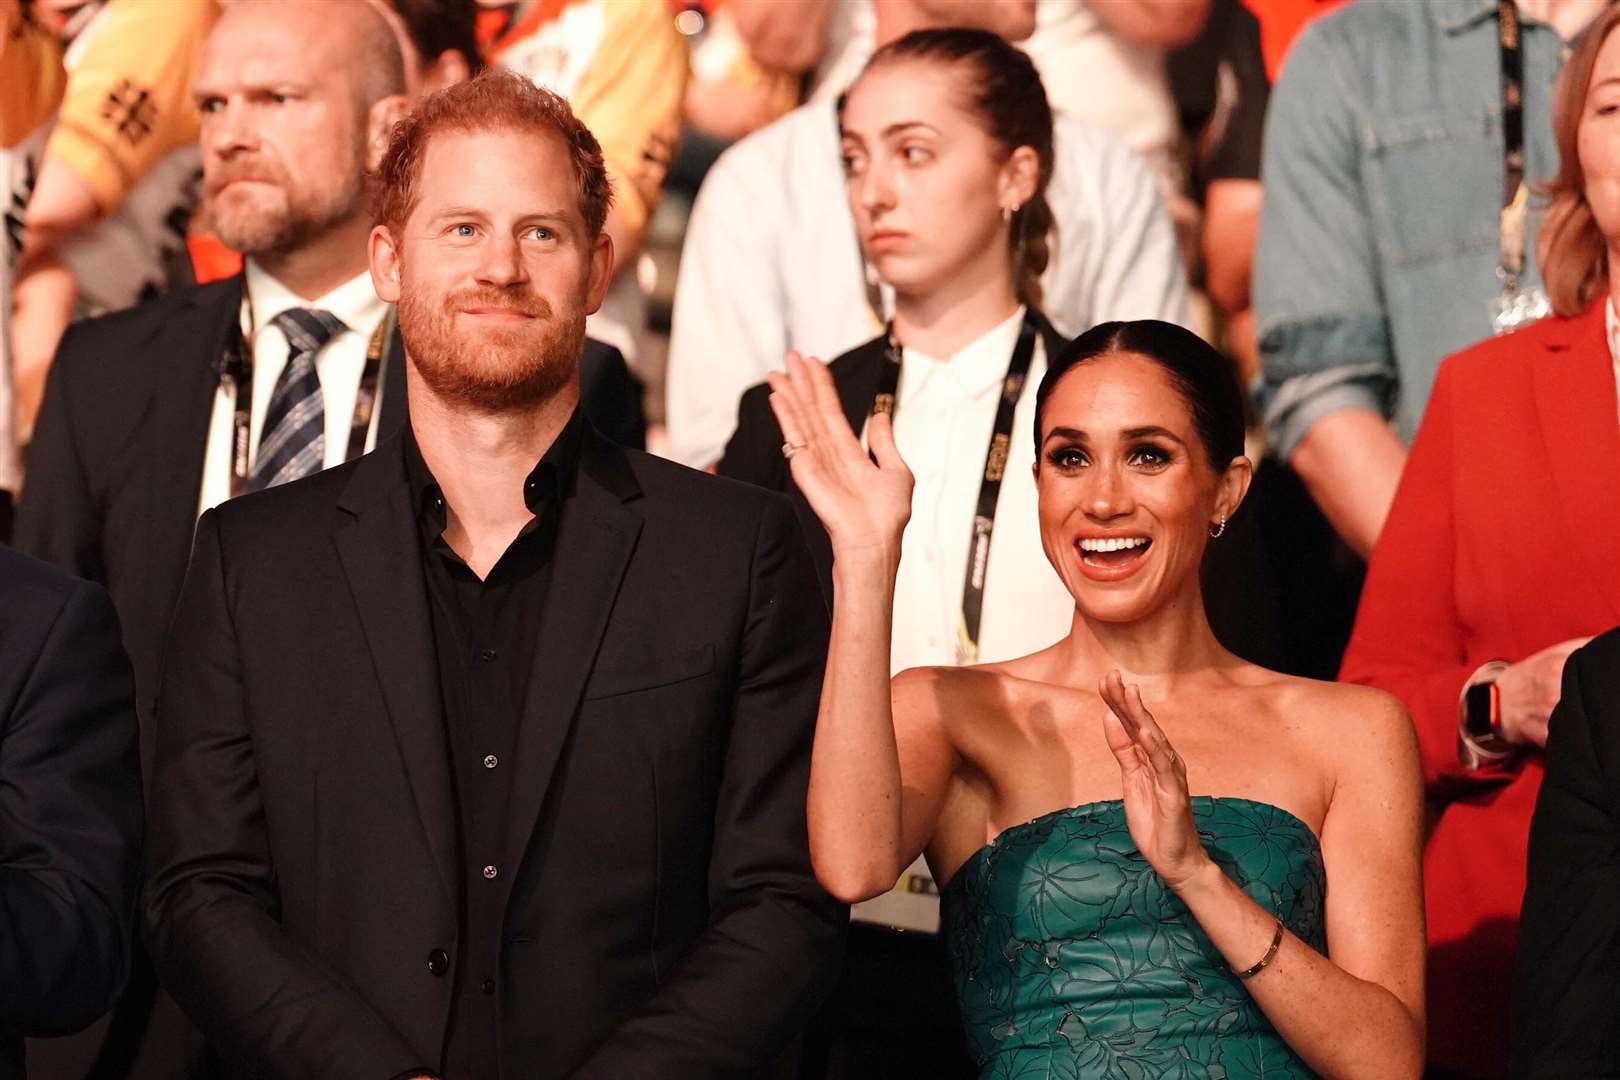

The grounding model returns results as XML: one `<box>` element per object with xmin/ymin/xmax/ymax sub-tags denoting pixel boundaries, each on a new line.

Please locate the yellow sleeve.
<box><xmin>0</xmin><ymin>0</ymin><xmax>66</xmax><ymax>148</ymax></box>
<box><xmin>568</xmin><ymin>0</ymin><xmax>688</xmax><ymax>244</ymax></box>
<box><xmin>45</xmin><ymin>0</ymin><xmax>219</xmax><ymax>212</ymax></box>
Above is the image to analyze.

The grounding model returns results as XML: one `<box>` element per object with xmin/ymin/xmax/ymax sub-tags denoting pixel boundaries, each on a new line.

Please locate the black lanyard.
<box><xmin>873</xmin><ymin>308</ymin><xmax>1040</xmax><ymax>664</ymax></box>
<box><xmin>222</xmin><ymin>303</ymin><xmax>393</xmax><ymax>498</ymax></box>
<box><xmin>1498</xmin><ymin>0</ymin><xmax>1528</xmax><ymax>284</ymax></box>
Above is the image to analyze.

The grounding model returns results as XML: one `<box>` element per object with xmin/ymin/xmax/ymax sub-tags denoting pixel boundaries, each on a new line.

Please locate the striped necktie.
<box><xmin>251</xmin><ymin>307</ymin><xmax>346</xmax><ymax>492</ymax></box>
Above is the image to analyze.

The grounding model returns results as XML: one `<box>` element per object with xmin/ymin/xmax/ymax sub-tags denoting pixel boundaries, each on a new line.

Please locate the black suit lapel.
<box><xmin>501</xmin><ymin>428</ymin><xmax>642</xmax><ymax>885</ymax></box>
<box><xmin>831</xmin><ymin>338</ymin><xmax>886</xmax><ymax>435</ymax></box>
<box><xmin>333</xmin><ymin>436</ymin><xmax>457</xmax><ymax>905</ymax></box>
<box><xmin>148</xmin><ymin>277</ymin><xmax>243</xmax><ymax>610</ymax></box>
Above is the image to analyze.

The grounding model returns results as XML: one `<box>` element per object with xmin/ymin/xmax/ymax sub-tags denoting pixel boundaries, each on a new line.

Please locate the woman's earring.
<box><xmin>1003</xmin><ymin>202</ymin><xmax>1019</xmax><ymax>223</ymax></box>
<box><xmin>1209</xmin><ymin>517</ymin><xmax>1227</xmax><ymax>539</ymax></box>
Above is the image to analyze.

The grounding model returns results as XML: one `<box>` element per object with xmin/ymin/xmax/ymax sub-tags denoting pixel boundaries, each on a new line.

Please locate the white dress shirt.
<box><xmin>666</xmin><ymin>102</ymin><xmax>1188</xmax><ymax>469</ymax></box>
<box><xmin>888</xmin><ymin>307</ymin><xmax>1073</xmax><ymax>673</ymax></box>
<box><xmin>196</xmin><ymin>261</ymin><xmax>388</xmax><ymax>515</ymax></box>
<box><xmin>1607</xmin><ymin>298</ymin><xmax>1620</xmax><ymax>402</ymax></box>
<box><xmin>852</xmin><ymin>307</ymin><xmax>1077</xmax><ymax>934</ymax></box>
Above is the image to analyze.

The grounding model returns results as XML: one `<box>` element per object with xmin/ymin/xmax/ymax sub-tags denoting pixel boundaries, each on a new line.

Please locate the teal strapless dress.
<box><xmin>942</xmin><ymin>797</ymin><xmax>1326</xmax><ymax>1080</ymax></box>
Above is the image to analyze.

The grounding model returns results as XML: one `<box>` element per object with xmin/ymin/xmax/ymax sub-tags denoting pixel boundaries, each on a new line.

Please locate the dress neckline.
<box><xmin>945</xmin><ymin>796</ymin><xmax>1323</xmax><ymax>894</ymax></box>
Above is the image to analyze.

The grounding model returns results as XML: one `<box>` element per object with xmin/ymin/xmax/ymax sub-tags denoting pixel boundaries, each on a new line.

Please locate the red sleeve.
<box><xmin>1339</xmin><ymin>359</ymin><xmax>1507</xmax><ymax>795</ymax></box>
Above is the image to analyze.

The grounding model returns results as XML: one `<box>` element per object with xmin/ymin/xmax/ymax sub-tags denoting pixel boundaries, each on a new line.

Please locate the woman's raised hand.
<box><xmin>1100</xmin><ymin>670</ymin><xmax>1213</xmax><ymax>891</ymax></box>
<box><xmin>767</xmin><ymin>351</ymin><xmax>914</xmax><ymax>563</ymax></box>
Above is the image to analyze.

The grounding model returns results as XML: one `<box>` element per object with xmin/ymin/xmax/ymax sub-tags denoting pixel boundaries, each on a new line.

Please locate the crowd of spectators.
<box><xmin>5</xmin><ymin>1</ymin><xmax>1620</xmax><ymax>1078</ymax></box>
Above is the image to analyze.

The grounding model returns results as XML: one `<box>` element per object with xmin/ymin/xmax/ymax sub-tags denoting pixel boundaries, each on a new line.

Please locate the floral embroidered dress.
<box><xmin>942</xmin><ymin>797</ymin><xmax>1325</xmax><ymax>1079</ymax></box>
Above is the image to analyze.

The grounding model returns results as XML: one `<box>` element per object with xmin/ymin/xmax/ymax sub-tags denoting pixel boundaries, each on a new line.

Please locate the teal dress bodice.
<box><xmin>942</xmin><ymin>797</ymin><xmax>1326</xmax><ymax>1079</ymax></box>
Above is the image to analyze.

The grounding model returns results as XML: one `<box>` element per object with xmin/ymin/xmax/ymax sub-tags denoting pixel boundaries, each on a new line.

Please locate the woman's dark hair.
<box><xmin>1034</xmin><ymin>320</ymin><xmax>1247</xmax><ymax>470</ymax></box>
<box><xmin>860</xmin><ymin>27</ymin><xmax>1056</xmax><ymax>308</ymax></box>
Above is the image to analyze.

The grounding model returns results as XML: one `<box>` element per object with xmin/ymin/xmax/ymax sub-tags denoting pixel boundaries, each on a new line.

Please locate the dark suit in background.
<box><xmin>1511</xmin><ymin>627</ymin><xmax>1620</xmax><ymax>1076</ymax></box>
<box><xmin>145</xmin><ymin>425</ymin><xmax>844</xmax><ymax>1078</ymax></box>
<box><xmin>0</xmin><ymin>547</ymin><xmax>142</xmax><ymax>1080</ymax></box>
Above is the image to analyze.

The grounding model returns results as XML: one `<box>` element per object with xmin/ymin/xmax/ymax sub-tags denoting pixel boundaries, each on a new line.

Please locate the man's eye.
<box><xmin>452</xmin><ymin>224</ymin><xmax>477</xmax><ymax>238</ymax></box>
<box><xmin>526</xmin><ymin>226</ymin><xmax>553</xmax><ymax>241</ymax></box>
<box><xmin>199</xmin><ymin>98</ymin><xmax>224</xmax><ymax>114</ymax></box>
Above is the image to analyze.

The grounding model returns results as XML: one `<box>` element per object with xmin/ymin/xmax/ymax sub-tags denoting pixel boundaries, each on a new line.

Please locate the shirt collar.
<box><xmin>243</xmin><ymin>259</ymin><xmax>387</xmax><ymax>341</ymax></box>
<box><xmin>1436</xmin><ymin>0</ymin><xmax>1498</xmax><ymax>33</ymax></box>
<box><xmin>404</xmin><ymin>408</ymin><xmax>585</xmax><ymax>530</ymax></box>
<box><xmin>899</xmin><ymin>305</ymin><xmax>1028</xmax><ymax>403</ymax></box>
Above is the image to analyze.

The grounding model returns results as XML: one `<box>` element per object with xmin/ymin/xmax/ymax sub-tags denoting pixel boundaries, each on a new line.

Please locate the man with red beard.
<box><xmin>142</xmin><ymin>71</ymin><xmax>844</xmax><ymax>1079</ymax></box>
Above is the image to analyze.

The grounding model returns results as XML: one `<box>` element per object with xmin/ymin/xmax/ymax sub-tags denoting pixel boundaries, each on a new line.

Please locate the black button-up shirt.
<box><xmin>404</xmin><ymin>412</ymin><xmax>582</xmax><ymax>1080</ymax></box>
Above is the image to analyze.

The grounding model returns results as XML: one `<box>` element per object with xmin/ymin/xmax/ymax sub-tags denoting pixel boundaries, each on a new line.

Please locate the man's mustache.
<box><xmin>205</xmin><ymin>159</ymin><xmax>284</xmax><ymax>195</ymax></box>
<box><xmin>446</xmin><ymin>288</ymin><xmax>551</xmax><ymax>320</ymax></box>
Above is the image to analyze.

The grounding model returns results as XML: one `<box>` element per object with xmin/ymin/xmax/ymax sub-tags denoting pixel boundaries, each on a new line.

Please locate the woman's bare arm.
<box><xmin>767</xmin><ymin>353</ymin><xmax>955</xmax><ymax>902</ymax></box>
<box><xmin>1103</xmin><ymin>675</ymin><xmax>1425</xmax><ymax>1078</ymax></box>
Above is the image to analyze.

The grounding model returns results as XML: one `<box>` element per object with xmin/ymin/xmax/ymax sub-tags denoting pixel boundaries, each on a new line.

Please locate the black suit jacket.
<box><xmin>1512</xmin><ymin>628</ymin><xmax>1620</xmax><ymax>1076</ymax></box>
<box><xmin>0</xmin><ymin>548</ymin><xmax>142</xmax><ymax>1080</ymax></box>
<box><xmin>143</xmin><ymin>426</ymin><xmax>845</xmax><ymax>1079</ymax></box>
<box><xmin>16</xmin><ymin>274</ymin><xmax>643</xmax><ymax>773</ymax></box>
<box><xmin>716</xmin><ymin>315</ymin><xmax>1070</xmax><ymax>598</ymax></box>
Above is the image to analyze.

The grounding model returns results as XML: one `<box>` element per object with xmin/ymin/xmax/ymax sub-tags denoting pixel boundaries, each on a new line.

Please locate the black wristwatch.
<box><xmin>1458</xmin><ymin>661</ymin><xmax>1518</xmax><ymax>770</ymax></box>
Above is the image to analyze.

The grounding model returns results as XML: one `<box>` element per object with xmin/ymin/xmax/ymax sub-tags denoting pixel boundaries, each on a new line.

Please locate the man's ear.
<box><xmin>369</xmin><ymin>223</ymin><xmax>402</xmax><ymax>303</ymax></box>
<box><xmin>366</xmin><ymin>95</ymin><xmax>409</xmax><ymax>170</ymax></box>
<box><xmin>584</xmin><ymin>230</ymin><xmax>614</xmax><ymax>315</ymax></box>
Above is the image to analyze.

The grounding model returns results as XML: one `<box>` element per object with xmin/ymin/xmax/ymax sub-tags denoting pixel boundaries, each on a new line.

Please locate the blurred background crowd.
<box><xmin>4</xmin><ymin>0</ymin><xmax>1618</xmax><ymax>1078</ymax></box>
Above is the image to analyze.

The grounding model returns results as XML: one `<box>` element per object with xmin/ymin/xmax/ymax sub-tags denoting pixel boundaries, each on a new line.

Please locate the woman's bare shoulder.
<box><xmin>1243</xmin><ymin>667</ymin><xmax>1414</xmax><ymax>751</ymax></box>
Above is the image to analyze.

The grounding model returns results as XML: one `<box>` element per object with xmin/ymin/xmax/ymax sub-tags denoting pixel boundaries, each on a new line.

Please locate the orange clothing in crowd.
<box><xmin>0</xmin><ymin>0</ymin><xmax>67</xmax><ymax>148</ymax></box>
<box><xmin>1244</xmin><ymin>0</ymin><xmax>1351</xmax><ymax>81</ymax></box>
<box><xmin>10</xmin><ymin>0</ymin><xmax>216</xmax><ymax>211</ymax></box>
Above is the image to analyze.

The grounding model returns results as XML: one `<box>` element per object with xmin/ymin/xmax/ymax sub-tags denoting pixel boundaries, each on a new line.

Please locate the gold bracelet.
<box><xmin>1235</xmin><ymin>916</ymin><xmax>1285</xmax><ymax>980</ymax></box>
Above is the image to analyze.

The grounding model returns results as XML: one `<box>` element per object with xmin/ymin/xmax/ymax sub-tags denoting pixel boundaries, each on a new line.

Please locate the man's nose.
<box><xmin>204</xmin><ymin>99</ymin><xmax>257</xmax><ymax>157</ymax></box>
<box><xmin>475</xmin><ymin>233</ymin><xmax>528</xmax><ymax>287</ymax></box>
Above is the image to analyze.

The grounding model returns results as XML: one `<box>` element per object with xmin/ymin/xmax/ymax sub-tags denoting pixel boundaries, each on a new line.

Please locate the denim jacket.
<box><xmin>1254</xmin><ymin>0</ymin><xmax>1572</xmax><ymax>455</ymax></box>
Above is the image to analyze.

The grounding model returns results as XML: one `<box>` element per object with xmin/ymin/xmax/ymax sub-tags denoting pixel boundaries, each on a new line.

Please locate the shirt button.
<box><xmin>427</xmin><ymin>948</ymin><xmax>449</xmax><ymax>976</ymax></box>
<box><xmin>481</xmin><ymin>977</ymin><xmax>496</xmax><ymax>995</ymax></box>
<box><xmin>432</xmin><ymin>495</ymin><xmax>445</xmax><ymax>512</ymax></box>
<box><xmin>479</xmin><ymin>648</ymin><xmax>498</xmax><ymax>662</ymax></box>
<box><xmin>483</xmin><ymin>754</ymin><xmax>498</xmax><ymax>769</ymax></box>
<box><xmin>482</xmin><ymin>864</ymin><xmax>498</xmax><ymax>880</ymax></box>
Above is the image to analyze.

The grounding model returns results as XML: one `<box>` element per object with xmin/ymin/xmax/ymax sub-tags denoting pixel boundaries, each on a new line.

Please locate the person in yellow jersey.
<box><xmin>2</xmin><ymin>0</ymin><xmax>218</xmax><ymax>533</ymax></box>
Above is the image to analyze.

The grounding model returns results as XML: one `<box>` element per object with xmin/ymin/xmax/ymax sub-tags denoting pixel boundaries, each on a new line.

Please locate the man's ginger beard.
<box><xmin>397</xmin><ymin>263</ymin><xmax>586</xmax><ymax>413</ymax></box>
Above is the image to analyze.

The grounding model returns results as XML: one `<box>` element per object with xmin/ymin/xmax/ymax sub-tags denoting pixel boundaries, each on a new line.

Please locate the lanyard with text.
<box><xmin>222</xmin><ymin>304</ymin><xmax>394</xmax><ymax>498</ymax></box>
<box><xmin>1492</xmin><ymin>0</ymin><xmax>1550</xmax><ymax>334</ymax></box>
<box><xmin>873</xmin><ymin>308</ymin><xmax>1040</xmax><ymax>665</ymax></box>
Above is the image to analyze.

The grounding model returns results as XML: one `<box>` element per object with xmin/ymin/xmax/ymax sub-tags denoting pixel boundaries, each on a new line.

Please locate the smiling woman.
<box><xmin>764</xmin><ymin>295</ymin><xmax>1427</xmax><ymax>1075</ymax></box>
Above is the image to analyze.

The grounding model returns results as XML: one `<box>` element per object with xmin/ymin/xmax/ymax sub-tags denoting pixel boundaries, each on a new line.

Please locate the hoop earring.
<box><xmin>1209</xmin><ymin>517</ymin><xmax>1227</xmax><ymax>539</ymax></box>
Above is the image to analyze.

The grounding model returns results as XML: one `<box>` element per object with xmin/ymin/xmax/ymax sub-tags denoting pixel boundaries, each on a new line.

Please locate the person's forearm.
<box><xmin>1288</xmin><ymin>408</ymin><xmax>1406</xmax><ymax>558</ymax></box>
<box><xmin>806</xmin><ymin>551</ymin><xmax>905</xmax><ymax>902</ymax></box>
<box><xmin>1175</xmin><ymin>862</ymin><xmax>1423</xmax><ymax>1079</ymax></box>
<box><xmin>10</xmin><ymin>251</ymin><xmax>78</xmax><ymax>443</ymax></box>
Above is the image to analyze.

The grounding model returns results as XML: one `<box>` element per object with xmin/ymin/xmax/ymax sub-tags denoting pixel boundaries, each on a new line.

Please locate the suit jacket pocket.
<box><xmin>583</xmin><ymin>643</ymin><xmax>715</xmax><ymax>701</ymax></box>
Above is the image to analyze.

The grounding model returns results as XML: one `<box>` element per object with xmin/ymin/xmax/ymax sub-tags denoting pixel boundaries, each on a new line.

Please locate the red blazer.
<box><xmin>1341</xmin><ymin>300</ymin><xmax>1620</xmax><ymax>1078</ymax></box>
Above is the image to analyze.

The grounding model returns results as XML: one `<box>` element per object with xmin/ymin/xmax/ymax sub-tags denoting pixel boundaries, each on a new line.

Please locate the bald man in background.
<box><xmin>14</xmin><ymin>4</ymin><xmax>410</xmax><ymax>1078</ymax></box>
